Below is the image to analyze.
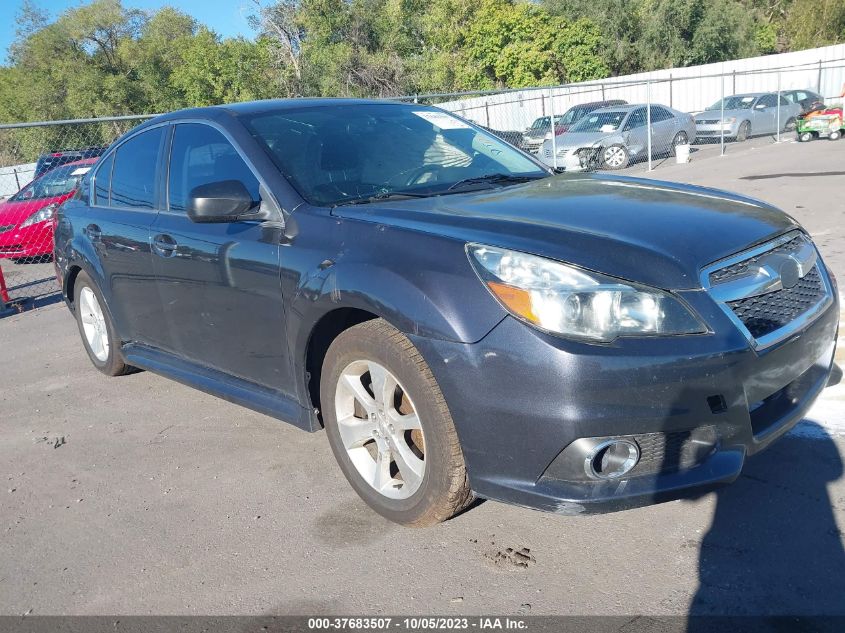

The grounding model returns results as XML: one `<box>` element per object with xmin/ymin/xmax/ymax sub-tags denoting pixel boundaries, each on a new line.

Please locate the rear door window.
<box><xmin>110</xmin><ymin>128</ymin><xmax>164</xmax><ymax>209</ymax></box>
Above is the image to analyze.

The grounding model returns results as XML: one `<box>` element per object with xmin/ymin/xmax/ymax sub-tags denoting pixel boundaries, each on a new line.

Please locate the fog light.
<box><xmin>585</xmin><ymin>439</ymin><xmax>640</xmax><ymax>479</ymax></box>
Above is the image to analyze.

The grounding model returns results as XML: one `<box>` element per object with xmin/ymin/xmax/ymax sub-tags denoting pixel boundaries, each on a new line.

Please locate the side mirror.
<box><xmin>187</xmin><ymin>180</ymin><xmax>256</xmax><ymax>223</ymax></box>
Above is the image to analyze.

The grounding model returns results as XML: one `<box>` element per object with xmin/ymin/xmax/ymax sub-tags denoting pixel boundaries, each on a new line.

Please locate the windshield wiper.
<box><xmin>332</xmin><ymin>190</ymin><xmax>432</xmax><ymax>207</ymax></box>
<box><xmin>446</xmin><ymin>173</ymin><xmax>545</xmax><ymax>192</ymax></box>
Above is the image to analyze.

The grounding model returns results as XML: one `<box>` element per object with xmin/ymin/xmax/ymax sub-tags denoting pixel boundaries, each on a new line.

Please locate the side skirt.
<box><xmin>122</xmin><ymin>343</ymin><xmax>318</xmax><ymax>432</ymax></box>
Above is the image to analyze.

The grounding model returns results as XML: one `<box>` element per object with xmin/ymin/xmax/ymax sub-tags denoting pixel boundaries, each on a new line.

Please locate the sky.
<box><xmin>0</xmin><ymin>0</ymin><xmax>257</xmax><ymax>63</ymax></box>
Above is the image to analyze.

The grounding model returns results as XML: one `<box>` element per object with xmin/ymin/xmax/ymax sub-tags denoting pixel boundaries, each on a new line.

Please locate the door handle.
<box><xmin>152</xmin><ymin>234</ymin><xmax>178</xmax><ymax>257</ymax></box>
<box><xmin>86</xmin><ymin>224</ymin><xmax>102</xmax><ymax>241</ymax></box>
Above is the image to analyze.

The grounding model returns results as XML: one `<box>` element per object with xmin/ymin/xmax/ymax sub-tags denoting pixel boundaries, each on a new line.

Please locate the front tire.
<box><xmin>735</xmin><ymin>121</ymin><xmax>750</xmax><ymax>142</ymax></box>
<box><xmin>601</xmin><ymin>144</ymin><xmax>629</xmax><ymax>169</ymax></box>
<box><xmin>321</xmin><ymin>319</ymin><xmax>472</xmax><ymax>526</ymax></box>
<box><xmin>829</xmin><ymin>130</ymin><xmax>842</xmax><ymax>141</ymax></box>
<box><xmin>73</xmin><ymin>271</ymin><xmax>133</xmax><ymax>376</ymax></box>
<box><xmin>798</xmin><ymin>131</ymin><xmax>814</xmax><ymax>142</ymax></box>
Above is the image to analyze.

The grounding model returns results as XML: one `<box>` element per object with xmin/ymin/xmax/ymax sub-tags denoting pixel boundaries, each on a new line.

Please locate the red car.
<box><xmin>0</xmin><ymin>159</ymin><xmax>95</xmax><ymax>262</ymax></box>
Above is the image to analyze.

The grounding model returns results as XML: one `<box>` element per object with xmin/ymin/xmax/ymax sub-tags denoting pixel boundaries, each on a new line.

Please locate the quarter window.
<box><xmin>168</xmin><ymin>124</ymin><xmax>260</xmax><ymax>213</ymax></box>
<box><xmin>110</xmin><ymin>128</ymin><xmax>164</xmax><ymax>209</ymax></box>
<box><xmin>93</xmin><ymin>153</ymin><xmax>113</xmax><ymax>206</ymax></box>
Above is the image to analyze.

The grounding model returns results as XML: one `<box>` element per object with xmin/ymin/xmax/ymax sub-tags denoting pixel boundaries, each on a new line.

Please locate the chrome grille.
<box><xmin>696</xmin><ymin>119</ymin><xmax>720</xmax><ymax>125</ymax></box>
<box><xmin>702</xmin><ymin>231</ymin><xmax>833</xmax><ymax>349</ymax></box>
<box><xmin>727</xmin><ymin>266</ymin><xmax>825</xmax><ymax>338</ymax></box>
<box><xmin>709</xmin><ymin>235</ymin><xmax>804</xmax><ymax>284</ymax></box>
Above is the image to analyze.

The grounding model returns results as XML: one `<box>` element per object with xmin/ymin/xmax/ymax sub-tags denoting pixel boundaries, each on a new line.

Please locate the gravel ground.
<box><xmin>0</xmin><ymin>135</ymin><xmax>843</xmax><ymax>620</ymax></box>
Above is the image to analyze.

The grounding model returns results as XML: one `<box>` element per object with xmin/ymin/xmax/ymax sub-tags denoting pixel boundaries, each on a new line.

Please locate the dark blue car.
<box><xmin>54</xmin><ymin>99</ymin><xmax>839</xmax><ymax>526</ymax></box>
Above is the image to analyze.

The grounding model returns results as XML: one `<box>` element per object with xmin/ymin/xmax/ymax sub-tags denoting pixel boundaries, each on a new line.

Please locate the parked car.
<box><xmin>55</xmin><ymin>100</ymin><xmax>838</xmax><ymax>526</ymax></box>
<box><xmin>35</xmin><ymin>147</ymin><xmax>106</xmax><ymax>178</ymax></box>
<box><xmin>522</xmin><ymin>101</ymin><xmax>629</xmax><ymax>154</ymax></box>
<box><xmin>521</xmin><ymin>115</ymin><xmax>567</xmax><ymax>153</ymax></box>
<box><xmin>694</xmin><ymin>93</ymin><xmax>800</xmax><ymax>142</ymax></box>
<box><xmin>539</xmin><ymin>104</ymin><xmax>696</xmax><ymax>169</ymax></box>
<box><xmin>478</xmin><ymin>124</ymin><xmax>524</xmax><ymax>148</ymax></box>
<box><xmin>0</xmin><ymin>158</ymin><xmax>95</xmax><ymax>262</ymax></box>
<box><xmin>552</xmin><ymin>99</ymin><xmax>628</xmax><ymax>136</ymax></box>
<box><xmin>782</xmin><ymin>89</ymin><xmax>826</xmax><ymax>114</ymax></box>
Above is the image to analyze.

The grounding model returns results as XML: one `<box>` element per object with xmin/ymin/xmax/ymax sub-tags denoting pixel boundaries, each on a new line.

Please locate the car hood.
<box><xmin>0</xmin><ymin>198</ymin><xmax>52</xmax><ymax>225</ymax></box>
<box><xmin>553</xmin><ymin>131</ymin><xmax>616</xmax><ymax>149</ymax></box>
<box><xmin>331</xmin><ymin>174</ymin><xmax>798</xmax><ymax>290</ymax></box>
<box><xmin>697</xmin><ymin>108</ymin><xmax>754</xmax><ymax>120</ymax></box>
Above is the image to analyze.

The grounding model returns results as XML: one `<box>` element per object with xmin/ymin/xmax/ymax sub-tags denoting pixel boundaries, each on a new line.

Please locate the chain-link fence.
<box><xmin>405</xmin><ymin>57</ymin><xmax>845</xmax><ymax>170</ymax></box>
<box><xmin>0</xmin><ymin>115</ymin><xmax>152</xmax><ymax>313</ymax></box>
<box><xmin>1</xmin><ymin>53</ymin><xmax>844</xmax><ymax>312</ymax></box>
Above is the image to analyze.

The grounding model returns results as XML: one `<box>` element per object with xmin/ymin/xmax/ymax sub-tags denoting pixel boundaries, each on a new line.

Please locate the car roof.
<box><xmin>589</xmin><ymin>103</ymin><xmax>672</xmax><ymax>114</ymax></box>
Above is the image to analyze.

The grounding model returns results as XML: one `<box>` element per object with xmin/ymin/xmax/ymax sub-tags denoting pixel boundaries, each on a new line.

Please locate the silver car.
<box><xmin>695</xmin><ymin>93</ymin><xmax>801</xmax><ymax>142</ymax></box>
<box><xmin>539</xmin><ymin>104</ymin><xmax>696</xmax><ymax>170</ymax></box>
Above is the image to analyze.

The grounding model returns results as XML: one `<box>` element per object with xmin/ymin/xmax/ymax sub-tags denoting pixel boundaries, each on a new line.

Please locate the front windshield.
<box><xmin>570</xmin><ymin>111</ymin><xmax>627</xmax><ymax>133</ymax></box>
<box><xmin>11</xmin><ymin>163</ymin><xmax>91</xmax><ymax>201</ymax></box>
<box><xmin>243</xmin><ymin>104</ymin><xmax>548</xmax><ymax>207</ymax></box>
<box><xmin>706</xmin><ymin>96</ymin><xmax>757</xmax><ymax>111</ymax></box>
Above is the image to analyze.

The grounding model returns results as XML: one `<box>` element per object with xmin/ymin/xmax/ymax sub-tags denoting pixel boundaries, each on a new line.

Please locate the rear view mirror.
<box><xmin>187</xmin><ymin>180</ymin><xmax>255</xmax><ymax>223</ymax></box>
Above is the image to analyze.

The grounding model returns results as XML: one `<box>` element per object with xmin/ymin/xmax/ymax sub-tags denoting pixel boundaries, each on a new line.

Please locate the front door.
<box><xmin>151</xmin><ymin>123</ymin><xmax>290</xmax><ymax>393</ymax></box>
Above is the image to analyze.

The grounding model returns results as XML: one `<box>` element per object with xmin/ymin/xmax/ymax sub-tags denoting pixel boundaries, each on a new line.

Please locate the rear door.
<box><xmin>150</xmin><ymin>122</ymin><xmax>290</xmax><ymax>392</ymax></box>
<box><xmin>88</xmin><ymin>127</ymin><xmax>167</xmax><ymax>347</ymax></box>
<box><xmin>649</xmin><ymin>106</ymin><xmax>677</xmax><ymax>152</ymax></box>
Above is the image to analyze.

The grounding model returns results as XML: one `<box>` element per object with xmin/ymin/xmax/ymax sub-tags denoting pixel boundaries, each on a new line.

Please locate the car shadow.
<box><xmin>653</xmin><ymin>379</ymin><xmax>845</xmax><ymax>627</ymax></box>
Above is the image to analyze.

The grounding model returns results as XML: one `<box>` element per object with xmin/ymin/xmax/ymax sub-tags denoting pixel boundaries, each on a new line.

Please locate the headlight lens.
<box><xmin>721</xmin><ymin>117</ymin><xmax>737</xmax><ymax>125</ymax></box>
<box><xmin>467</xmin><ymin>244</ymin><xmax>707</xmax><ymax>342</ymax></box>
<box><xmin>20</xmin><ymin>203</ymin><xmax>58</xmax><ymax>228</ymax></box>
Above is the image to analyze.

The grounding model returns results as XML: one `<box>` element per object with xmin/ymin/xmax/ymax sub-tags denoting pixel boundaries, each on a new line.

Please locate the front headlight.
<box><xmin>721</xmin><ymin>117</ymin><xmax>737</xmax><ymax>125</ymax></box>
<box><xmin>20</xmin><ymin>203</ymin><xmax>58</xmax><ymax>228</ymax></box>
<box><xmin>467</xmin><ymin>244</ymin><xmax>707</xmax><ymax>342</ymax></box>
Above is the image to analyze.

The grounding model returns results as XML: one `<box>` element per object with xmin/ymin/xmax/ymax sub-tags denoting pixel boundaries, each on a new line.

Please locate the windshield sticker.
<box><xmin>413</xmin><ymin>111</ymin><xmax>471</xmax><ymax>129</ymax></box>
<box><xmin>600</xmin><ymin>124</ymin><xmax>617</xmax><ymax>133</ymax></box>
<box><xmin>741</xmin><ymin>97</ymin><xmax>754</xmax><ymax>103</ymax></box>
<box><xmin>71</xmin><ymin>167</ymin><xmax>92</xmax><ymax>176</ymax></box>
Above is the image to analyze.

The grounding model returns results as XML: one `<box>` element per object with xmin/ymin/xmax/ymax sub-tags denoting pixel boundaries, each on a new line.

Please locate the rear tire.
<box><xmin>73</xmin><ymin>271</ymin><xmax>134</xmax><ymax>376</ymax></box>
<box><xmin>783</xmin><ymin>117</ymin><xmax>797</xmax><ymax>132</ymax></box>
<box><xmin>321</xmin><ymin>319</ymin><xmax>472</xmax><ymax>526</ymax></box>
<box><xmin>798</xmin><ymin>131</ymin><xmax>814</xmax><ymax>142</ymax></box>
<box><xmin>829</xmin><ymin>130</ymin><xmax>842</xmax><ymax>141</ymax></box>
<box><xmin>670</xmin><ymin>131</ymin><xmax>689</xmax><ymax>156</ymax></box>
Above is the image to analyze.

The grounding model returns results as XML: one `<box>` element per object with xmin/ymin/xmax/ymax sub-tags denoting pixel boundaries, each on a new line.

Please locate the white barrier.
<box><xmin>0</xmin><ymin>163</ymin><xmax>36</xmax><ymax>199</ymax></box>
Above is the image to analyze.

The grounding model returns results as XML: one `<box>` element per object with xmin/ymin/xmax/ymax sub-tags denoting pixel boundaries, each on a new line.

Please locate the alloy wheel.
<box><xmin>79</xmin><ymin>286</ymin><xmax>109</xmax><ymax>362</ymax></box>
<box><xmin>334</xmin><ymin>360</ymin><xmax>426</xmax><ymax>499</ymax></box>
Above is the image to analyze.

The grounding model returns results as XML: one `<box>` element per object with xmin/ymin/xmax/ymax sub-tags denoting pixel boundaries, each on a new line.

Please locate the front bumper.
<box><xmin>695</xmin><ymin>122</ymin><xmax>741</xmax><ymax>138</ymax></box>
<box><xmin>0</xmin><ymin>222</ymin><xmax>53</xmax><ymax>259</ymax></box>
<box><xmin>409</xmin><ymin>288</ymin><xmax>839</xmax><ymax>515</ymax></box>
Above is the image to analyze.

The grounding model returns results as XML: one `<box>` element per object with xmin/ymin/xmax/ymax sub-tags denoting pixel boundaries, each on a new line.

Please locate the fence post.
<box><xmin>601</xmin><ymin>83</ymin><xmax>606</xmax><ymax>101</ymax></box>
<box><xmin>669</xmin><ymin>73</ymin><xmax>673</xmax><ymax>108</ymax></box>
<box><xmin>549</xmin><ymin>88</ymin><xmax>558</xmax><ymax>170</ymax></box>
<box><xmin>732</xmin><ymin>70</ymin><xmax>736</xmax><ymax>95</ymax></box>
<box><xmin>720</xmin><ymin>73</ymin><xmax>725</xmax><ymax>157</ymax></box>
<box><xmin>0</xmin><ymin>263</ymin><xmax>10</xmax><ymax>305</ymax></box>
<box><xmin>818</xmin><ymin>60</ymin><xmax>823</xmax><ymax>93</ymax></box>
<box><xmin>776</xmin><ymin>71</ymin><xmax>781</xmax><ymax>143</ymax></box>
<box><xmin>13</xmin><ymin>167</ymin><xmax>20</xmax><ymax>191</ymax></box>
<box><xmin>646</xmin><ymin>80</ymin><xmax>652</xmax><ymax>172</ymax></box>
<box><xmin>541</xmin><ymin>94</ymin><xmax>545</xmax><ymax>116</ymax></box>
<box><xmin>484</xmin><ymin>100</ymin><xmax>490</xmax><ymax>127</ymax></box>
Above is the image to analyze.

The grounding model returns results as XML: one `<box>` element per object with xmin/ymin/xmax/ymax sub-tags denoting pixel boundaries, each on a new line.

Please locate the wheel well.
<box><xmin>305</xmin><ymin>308</ymin><xmax>379</xmax><ymax>423</ymax></box>
<box><xmin>65</xmin><ymin>266</ymin><xmax>82</xmax><ymax>309</ymax></box>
